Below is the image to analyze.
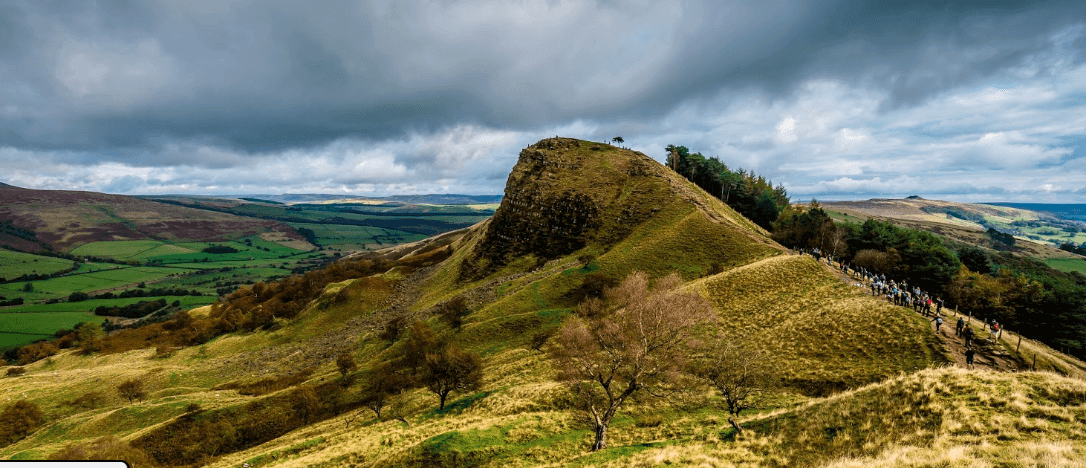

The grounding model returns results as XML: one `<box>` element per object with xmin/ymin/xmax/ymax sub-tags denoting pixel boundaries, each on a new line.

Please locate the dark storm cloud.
<box><xmin>1</xmin><ymin>0</ymin><xmax>1080</xmax><ymax>158</ymax></box>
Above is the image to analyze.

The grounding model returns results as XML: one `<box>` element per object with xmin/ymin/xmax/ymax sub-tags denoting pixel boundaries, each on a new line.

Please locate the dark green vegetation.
<box><xmin>664</xmin><ymin>144</ymin><xmax>790</xmax><ymax>230</ymax></box>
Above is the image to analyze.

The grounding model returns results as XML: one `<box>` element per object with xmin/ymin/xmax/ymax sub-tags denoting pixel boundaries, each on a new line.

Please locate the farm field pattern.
<box><xmin>1</xmin><ymin>195</ymin><xmax>494</xmax><ymax>352</ymax></box>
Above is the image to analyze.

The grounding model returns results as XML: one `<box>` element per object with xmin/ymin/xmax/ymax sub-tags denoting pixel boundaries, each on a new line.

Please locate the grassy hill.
<box><xmin>0</xmin><ymin>185</ymin><xmax>304</xmax><ymax>253</ymax></box>
<box><xmin>822</xmin><ymin>198</ymin><xmax>1086</xmax><ymax>275</ymax></box>
<box><xmin>1</xmin><ymin>139</ymin><xmax>1084</xmax><ymax>467</ymax></box>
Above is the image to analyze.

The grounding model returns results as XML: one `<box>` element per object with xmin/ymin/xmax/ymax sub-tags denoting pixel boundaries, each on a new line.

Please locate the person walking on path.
<box><xmin>965</xmin><ymin>347</ymin><xmax>975</xmax><ymax>369</ymax></box>
<box><xmin>933</xmin><ymin>315</ymin><xmax>944</xmax><ymax>333</ymax></box>
<box><xmin>956</xmin><ymin>317</ymin><xmax>965</xmax><ymax>337</ymax></box>
<box><xmin>964</xmin><ymin>326</ymin><xmax>975</xmax><ymax>347</ymax></box>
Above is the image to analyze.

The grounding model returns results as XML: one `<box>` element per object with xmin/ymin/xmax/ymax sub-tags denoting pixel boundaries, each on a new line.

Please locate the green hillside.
<box><xmin>1</xmin><ymin>138</ymin><xmax>1083</xmax><ymax>467</ymax></box>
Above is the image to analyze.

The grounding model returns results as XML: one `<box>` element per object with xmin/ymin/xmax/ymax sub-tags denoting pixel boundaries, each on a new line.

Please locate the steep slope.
<box><xmin>0</xmin><ymin>185</ymin><xmax>304</xmax><ymax>252</ymax></box>
<box><xmin>690</xmin><ymin>255</ymin><xmax>945</xmax><ymax>395</ymax></box>
<box><xmin>457</xmin><ymin>137</ymin><xmax>777</xmax><ymax>281</ymax></box>
<box><xmin>4</xmin><ymin>137</ymin><xmax>1066</xmax><ymax>468</ymax></box>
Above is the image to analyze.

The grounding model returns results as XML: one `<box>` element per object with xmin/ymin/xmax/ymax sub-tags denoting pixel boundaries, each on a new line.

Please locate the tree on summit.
<box><xmin>611</xmin><ymin>136</ymin><xmax>624</xmax><ymax>145</ymax></box>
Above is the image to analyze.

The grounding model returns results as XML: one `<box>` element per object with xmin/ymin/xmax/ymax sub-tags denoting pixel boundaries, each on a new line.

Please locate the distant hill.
<box><xmin>822</xmin><ymin>198</ymin><xmax>1086</xmax><ymax>262</ymax></box>
<box><xmin>0</xmin><ymin>184</ymin><xmax>304</xmax><ymax>252</ymax></box>
<box><xmin>988</xmin><ymin>202</ymin><xmax>1086</xmax><ymax>222</ymax></box>
<box><xmin>232</xmin><ymin>193</ymin><xmax>502</xmax><ymax>205</ymax></box>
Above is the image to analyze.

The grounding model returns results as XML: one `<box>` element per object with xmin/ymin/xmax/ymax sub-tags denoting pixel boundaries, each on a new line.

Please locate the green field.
<box><xmin>0</xmin><ymin>249</ymin><xmax>74</xmax><ymax>279</ymax></box>
<box><xmin>0</xmin><ymin>312</ymin><xmax>104</xmax><ymax>350</ymax></box>
<box><xmin>71</xmin><ymin>236</ymin><xmax>308</xmax><ymax>264</ymax></box>
<box><xmin>1</xmin><ymin>295</ymin><xmax>214</xmax><ymax>314</ymax></box>
<box><xmin>289</xmin><ymin>222</ymin><xmax>426</xmax><ymax>250</ymax></box>
<box><xmin>1046</xmin><ymin>257</ymin><xmax>1086</xmax><ymax>275</ymax></box>
<box><xmin>0</xmin><ymin>266</ymin><xmax>196</xmax><ymax>297</ymax></box>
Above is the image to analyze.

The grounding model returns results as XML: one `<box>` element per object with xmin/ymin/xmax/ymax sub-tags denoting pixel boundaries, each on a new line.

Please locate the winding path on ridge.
<box><xmin>811</xmin><ymin>253</ymin><xmax>1020</xmax><ymax>373</ymax></box>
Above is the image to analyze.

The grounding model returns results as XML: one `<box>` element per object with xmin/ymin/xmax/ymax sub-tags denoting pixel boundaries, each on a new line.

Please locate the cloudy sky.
<box><xmin>1</xmin><ymin>0</ymin><xmax>1084</xmax><ymax>202</ymax></box>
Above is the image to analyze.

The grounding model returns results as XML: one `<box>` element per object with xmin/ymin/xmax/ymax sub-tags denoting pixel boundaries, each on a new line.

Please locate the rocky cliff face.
<box><xmin>459</xmin><ymin>138</ymin><xmax>676</xmax><ymax>280</ymax></box>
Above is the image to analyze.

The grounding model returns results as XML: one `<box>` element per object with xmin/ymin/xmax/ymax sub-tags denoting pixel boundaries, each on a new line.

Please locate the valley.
<box><xmin>0</xmin><ymin>185</ymin><xmax>492</xmax><ymax>352</ymax></box>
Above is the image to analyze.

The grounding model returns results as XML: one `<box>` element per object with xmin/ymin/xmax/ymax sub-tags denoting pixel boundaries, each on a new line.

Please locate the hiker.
<box><xmin>936</xmin><ymin>297</ymin><xmax>944</xmax><ymax>314</ymax></box>
<box><xmin>933</xmin><ymin>315</ymin><xmax>944</xmax><ymax>333</ymax></box>
<box><xmin>964</xmin><ymin>326</ymin><xmax>975</xmax><ymax>347</ymax></box>
<box><xmin>965</xmin><ymin>347</ymin><xmax>975</xmax><ymax>369</ymax></box>
<box><xmin>956</xmin><ymin>317</ymin><xmax>965</xmax><ymax>336</ymax></box>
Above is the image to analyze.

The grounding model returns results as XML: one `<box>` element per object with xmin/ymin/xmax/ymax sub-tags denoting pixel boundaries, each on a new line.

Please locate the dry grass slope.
<box><xmin>691</xmin><ymin>255</ymin><xmax>946</xmax><ymax>395</ymax></box>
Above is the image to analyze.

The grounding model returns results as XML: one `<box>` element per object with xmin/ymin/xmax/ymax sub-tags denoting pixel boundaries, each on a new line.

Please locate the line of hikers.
<box><xmin>795</xmin><ymin>247</ymin><xmax>1003</xmax><ymax>370</ymax></box>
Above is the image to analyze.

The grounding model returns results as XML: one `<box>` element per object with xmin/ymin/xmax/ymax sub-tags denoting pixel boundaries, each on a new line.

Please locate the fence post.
<box><xmin>1032</xmin><ymin>354</ymin><xmax>1037</xmax><ymax>371</ymax></box>
<box><xmin>1016</xmin><ymin>334</ymin><xmax>1022</xmax><ymax>353</ymax></box>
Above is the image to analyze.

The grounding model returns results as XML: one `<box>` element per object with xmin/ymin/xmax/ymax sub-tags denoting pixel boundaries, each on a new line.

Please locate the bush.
<box><xmin>0</xmin><ymin>400</ymin><xmax>44</xmax><ymax>446</ymax></box>
<box><xmin>634</xmin><ymin>414</ymin><xmax>664</xmax><ymax>428</ymax></box>
<box><xmin>336</xmin><ymin>353</ymin><xmax>357</xmax><ymax>379</ymax></box>
<box><xmin>436</xmin><ymin>296</ymin><xmax>470</xmax><ymax>329</ymax></box>
<box><xmin>202</xmin><ymin>245</ymin><xmax>239</xmax><ymax>254</ymax></box>
<box><xmin>117</xmin><ymin>379</ymin><xmax>147</xmax><ymax>403</ymax></box>
<box><xmin>380</xmin><ymin>315</ymin><xmax>406</xmax><ymax>342</ymax></box>
<box><xmin>5</xmin><ymin>367</ymin><xmax>26</xmax><ymax>377</ymax></box>
<box><xmin>16</xmin><ymin>341</ymin><xmax>58</xmax><ymax>365</ymax></box>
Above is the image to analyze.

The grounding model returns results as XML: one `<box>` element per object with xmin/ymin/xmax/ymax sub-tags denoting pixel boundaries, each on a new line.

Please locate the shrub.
<box><xmin>634</xmin><ymin>414</ymin><xmax>664</xmax><ymax>428</ymax></box>
<box><xmin>336</xmin><ymin>353</ymin><xmax>357</xmax><ymax>379</ymax></box>
<box><xmin>6</xmin><ymin>367</ymin><xmax>26</xmax><ymax>377</ymax></box>
<box><xmin>380</xmin><ymin>315</ymin><xmax>406</xmax><ymax>342</ymax></box>
<box><xmin>117</xmin><ymin>379</ymin><xmax>147</xmax><ymax>403</ymax></box>
<box><xmin>16</xmin><ymin>341</ymin><xmax>57</xmax><ymax>365</ymax></box>
<box><xmin>436</xmin><ymin>296</ymin><xmax>470</xmax><ymax>329</ymax></box>
<box><xmin>0</xmin><ymin>400</ymin><xmax>44</xmax><ymax>446</ymax></box>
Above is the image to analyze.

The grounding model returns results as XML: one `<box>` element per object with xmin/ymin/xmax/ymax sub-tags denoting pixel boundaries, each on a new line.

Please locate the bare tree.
<box><xmin>550</xmin><ymin>271</ymin><xmax>716</xmax><ymax>451</ymax></box>
<box><xmin>694</xmin><ymin>340</ymin><xmax>777</xmax><ymax>434</ymax></box>
<box><xmin>360</xmin><ymin>364</ymin><xmax>409</xmax><ymax>419</ymax></box>
<box><xmin>423</xmin><ymin>344</ymin><xmax>483</xmax><ymax>410</ymax></box>
<box><xmin>116</xmin><ymin>379</ymin><xmax>146</xmax><ymax>404</ymax></box>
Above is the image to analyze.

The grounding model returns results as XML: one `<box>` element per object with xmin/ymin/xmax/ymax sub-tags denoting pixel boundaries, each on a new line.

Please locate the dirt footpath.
<box><xmin>810</xmin><ymin>253</ymin><xmax>1020</xmax><ymax>372</ymax></box>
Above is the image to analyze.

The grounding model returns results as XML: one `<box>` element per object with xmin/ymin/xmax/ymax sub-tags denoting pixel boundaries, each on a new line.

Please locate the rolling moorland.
<box><xmin>2</xmin><ymin>138</ymin><xmax>1085</xmax><ymax>467</ymax></box>
<box><xmin>821</xmin><ymin>198</ymin><xmax>1086</xmax><ymax>276</ymax></box>
<box><xmin>0</xmin><ymin>186</ymin><xmax>493</xmax><ymax>352</ymax></box>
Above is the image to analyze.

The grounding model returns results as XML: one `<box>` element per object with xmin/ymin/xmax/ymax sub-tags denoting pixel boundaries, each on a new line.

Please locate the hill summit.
<box><xmin>458</xmin><ymin>137</ymin><xmax>779</xmax><ymax>281</ymax></box>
